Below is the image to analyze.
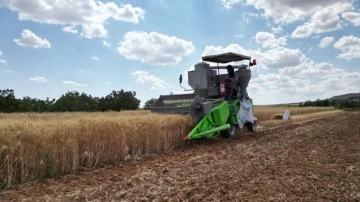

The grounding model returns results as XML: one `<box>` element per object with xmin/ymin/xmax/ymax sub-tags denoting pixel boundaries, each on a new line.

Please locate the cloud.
<box><xmin>200</xmin><ymin>43</ymin><xmax>306</xmax><ymax>69</ymax></box>
<box><xmin>79</xmin><ymin>69</ymin><xmax>91</xmax><ymax>73</ymax></box>
<box><xmin>63</xmin><ymin>81</ymin><xmax>87</xmax><ymax>87</ymax></box>
<box><xmin>62</xmin><ymin>26</ymin><xmax>78</xmax><ymax>34</ymax></box>
<box><xmin>220</xmin><ymin>0</ymin><xmax>242</xmax><ymax>9</ymax></box>
<box><xmin>247</xmin><ymin>82</ymin><xmax>267</xmax><ymax>97</ymax></box>
<box><xmin>104</xmin><ymin>82</ymin><xmax>110</xmax><ymax>85</ymax></box>
<box><xmin>91</xmin><ymin>56</ymin><xmax>99</xmax><ymax>60</ymax></box>
<box><xmin>290</xmin><ymin>4</ymin><xmax>349</xmax><ymax>38</ymax></box>
<box><xmin>255</xmin><ymin>31</ymin><xmax>287</xmax><ymax>49</ymax></box>
<box><xmin>245</xmin><ymin>0</ymin><xmax>353</xmax><ymax>24</ymax></box>
<box><xmin>103</xmin><ymin>41</ymin><xmax>110</xmax><ymax>47</ymax></box>
<box><xmin>80</xmin><ymin>23</ymin><xmax>107</xmax><ymax>38</ymax></box>
<box><xmin>130</xmin><ymin>71</ymin><xmax>170</xmax><ymax>90</ymax></box>
<box><xmin>227</xmin><ymin>0</ymin><xmax>356</xmax><ymax>40</ymax></box>
<box><xmin>0</xmin><ymin>50</ymin><xmax>6</xmax><ymax>64</ymax></box>
<box><xmin>14</xmin><ymin>29</ymin><xmax>51</xmax><ymax>48</ymax></box>
<box><xmin>202</xmin><ymin>44</ymin><xmax>250</xmax><ymax>57</ymax></box>
<box><xmin>241</xmin><ymin>12</ymin><xmax>260</xmax><ymax>23</ymax></box>
<box><xmin>343</xmin><ymin>72</ymin><xmax>360</xmax><ymax>79</ymax></box>
<box><xmin>279</xmin><ymin>61</ymin><xmax>346</xmax><ymax>78</ymax></box>
<box><xmin>251</xmin><ymin>47</ymin><xmax>306</xmax><ymax>69</ymax></box>
<box><xmin>234</xmin><ymin>34</ymin><xmax>244</xmax><ymax>38</ymax></box>
<box><xmin>29</xmin><ymin>76</ymin><xmax>47</xmax><ymax>82</ymax></box>
<box><xmin>117</xmin><ymin>31</ymin><xmax>195</xmax><ymax>65</ymax></box>
<box><xmin>333</xmin><ymin>35</ymin><xmax>360</xmax><ymax>60</ymax></box>
<box><xmin>0</xmin><ymin>50</ymin><xmax>7</xmax><ymax>64</ymax></box>
<box><xmin>342</xmin><ymin>11</ymin><xmax>360</xmax><ymax>26</ymax></box>
<box><xmin>0</xmin><ymin>0</ymin><xmax>145</xmax><ymax>39</ymax></box>
<box><xmin>253</xmin><ymin>73</ymin><xmax>325</xmax><ymax>97</ymax></box>
<box><xmin>318</xmin><ymin>37</ymin><xmax>335</xmax><ymax>48</ymax></box>
<box><xmin>254</xmin><ymin>61</ymin><xmax>360</xmax><ymax>100</ymax></box>
<box><xmin>272</xmin><ymin>55</ymin><xmax>360</xmax><ymax>99</ymax></box>
<box><xmin>271</xmin><ymin>26</ymin><xmax>283</xmax><ymax>34</ymax></box>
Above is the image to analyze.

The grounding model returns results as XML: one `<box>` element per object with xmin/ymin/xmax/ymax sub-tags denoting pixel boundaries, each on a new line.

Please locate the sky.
<box><xmin>0</xmin><ymin>0</ymin><xmax>359</xmax><ymax>107</ymax></box>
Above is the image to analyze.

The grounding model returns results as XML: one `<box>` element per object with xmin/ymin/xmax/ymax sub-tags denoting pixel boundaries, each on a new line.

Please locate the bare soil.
<box><xmin>1</xmin><ymin>112</ymin><xmax>360</xmax><ymax>201</ymax></box>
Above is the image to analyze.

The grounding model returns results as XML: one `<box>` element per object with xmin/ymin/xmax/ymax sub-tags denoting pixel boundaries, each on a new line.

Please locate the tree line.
<box><xmin>2</xmin><ymin>88</ymin><xmax>359</xmax><ymax>113</ymax></box>
<box><xmin>299</xmin><ymin>98</ymin><xmax>360</xmax><ymax>109</ymax></box>
<box><xmin>0</xmin><ymin>89</ymin><xmax>141</xmax><ymax>113</ymax></box>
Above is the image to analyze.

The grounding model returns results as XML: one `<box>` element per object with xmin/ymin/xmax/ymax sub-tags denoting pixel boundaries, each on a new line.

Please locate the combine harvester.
<box><xmin>150</xmin><ymin>52</ymin><xmax>257</xmax><ymax>140</ymax></box>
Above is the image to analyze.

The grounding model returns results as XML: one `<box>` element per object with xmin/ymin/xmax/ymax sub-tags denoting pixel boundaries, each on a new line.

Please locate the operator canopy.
<box><xmin>202</xmin><ymin>52</ymin><xmax>251</xmax><ymax>63</ymax></box>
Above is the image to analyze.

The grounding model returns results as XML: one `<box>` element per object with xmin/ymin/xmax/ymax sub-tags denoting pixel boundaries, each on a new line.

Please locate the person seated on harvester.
<box><xmin>225</xmin><ymin>65</ymin><xmax>238</xmax><ymax>102</ymax></box>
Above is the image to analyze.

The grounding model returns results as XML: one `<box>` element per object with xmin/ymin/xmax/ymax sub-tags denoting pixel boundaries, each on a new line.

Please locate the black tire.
<box><xmin>246</xmin><ymin>119</ymin><xmax>257</xmax><ymax>133</ymax></box>
<box><xmin>220</xmin><ymin>124</ymin><xmax>237</xmax><ymax>139</ymax></box>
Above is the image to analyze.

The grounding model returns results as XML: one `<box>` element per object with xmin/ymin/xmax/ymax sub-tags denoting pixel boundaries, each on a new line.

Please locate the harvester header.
<box><xmin>151</xmin><ymin>52</ymin><xmax>257</xmax><ymax>140</ymax></box>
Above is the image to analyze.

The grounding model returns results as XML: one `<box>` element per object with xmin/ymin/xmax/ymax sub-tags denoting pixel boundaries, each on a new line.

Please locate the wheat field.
<box><xmin>0</xmin><ymin>106</ymin><xmax>340</xmax><ymax>190</ymax></box>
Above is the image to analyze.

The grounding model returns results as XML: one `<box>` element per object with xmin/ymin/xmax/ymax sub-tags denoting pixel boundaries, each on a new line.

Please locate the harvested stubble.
<box><xmin>0</xmin><ymin>106</ymin><xmax>338</xmax><ymax>190</ymax></box>
<box><xmin>272</xmin><ymin>114</ymin><xmax>288</xmax><ymax>120</ymax></box>
<box><xmin>254</xmin><ymin>106</ymin><xmax>336</xmax><ymax>122</ymax></box>
<box><xmin>261</xmin><ymin>110</ymin><xmax>343</xmax><ymax>127</ymax></box>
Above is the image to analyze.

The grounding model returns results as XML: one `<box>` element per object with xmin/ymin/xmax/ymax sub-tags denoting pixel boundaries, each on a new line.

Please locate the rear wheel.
<box><xmin>220</xmin><ymin>123</ymin><xmax>237</xmax><ymax>139</ymax></box>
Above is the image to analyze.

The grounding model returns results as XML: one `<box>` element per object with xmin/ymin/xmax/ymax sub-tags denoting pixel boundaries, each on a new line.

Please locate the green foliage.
<box><xmin>143</xmin><ymin>98</ymin><xmax>157</xmax><ymax>110</ymax></box>
<box><xmin>299</xmin><ymin>97</ymin><xmax>360</xmax><ymax>110</ymax></box>
<box><xmin>0</xmin><ymin>89</ymin><xmax>141</xmax><ymax>113</ymax></box>
<box><xmin>0</xmin><ymin>89</ymin><xmax>19</xmax><ymax>113</ymax></box>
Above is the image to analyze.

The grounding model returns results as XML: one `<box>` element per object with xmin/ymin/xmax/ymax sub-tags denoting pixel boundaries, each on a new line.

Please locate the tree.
<box><xmin>52</xmin><ymin>91</ymin><xmax>97</xmax><ymax>112</ymax></box>
<box><xmin>143</xmin><ymin>98</ymin><xmax>157</xmax><ymax>110</ymax></box>
<box><xmin>303</xmin><ymin>100</ymin><xmax>313</xmax><ymax>106</ymax></box>
<box><xmin>0</xmin><ymin>89</ymin><xmax>20</xmax><ymax>113</ymax></box>
<box><xmin>315</xmin><ymin>98</ymin><xmax>322</xmax><ymax>107</ymax></box>
<box><xmin>323</xmin><ymin>99</ymin><xmax>330</xmax><ymax>107</ymax></box>
<box><xmin>18</xmin><ymin>96</ymin><xmax>55</xmax><ymax>112</ymax></box>
<box><xmin>102</xmin><ymin>90</ymin><xmax>140</xmax><ymax>111</ymax></box>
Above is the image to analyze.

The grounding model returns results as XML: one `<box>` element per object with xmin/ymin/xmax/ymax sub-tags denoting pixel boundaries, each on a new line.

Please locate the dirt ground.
<box><xmin>1</xmin><ymin>112</ymin><xmax>360</xmax><ymax>201</ymax></box>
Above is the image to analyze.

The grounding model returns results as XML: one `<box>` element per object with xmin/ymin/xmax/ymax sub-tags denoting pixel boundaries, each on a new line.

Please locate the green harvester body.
<box><xmin>150</xmin><ymin>52</ymin><xmax>258</xmax><ymax>140</ymax></box>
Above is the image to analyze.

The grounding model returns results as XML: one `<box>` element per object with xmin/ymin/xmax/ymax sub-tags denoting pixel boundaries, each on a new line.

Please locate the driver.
<box><xmin>225</xmin><ymin>65</ymin><xmax>238</xmax><ymax>101</ymax></box>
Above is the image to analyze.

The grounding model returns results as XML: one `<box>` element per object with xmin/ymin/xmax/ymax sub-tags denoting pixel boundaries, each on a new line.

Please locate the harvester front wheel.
<box><xmin>220</xmin><ymin>124</ymin><xmax>237</xmax><ymax>139</ymax></box>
